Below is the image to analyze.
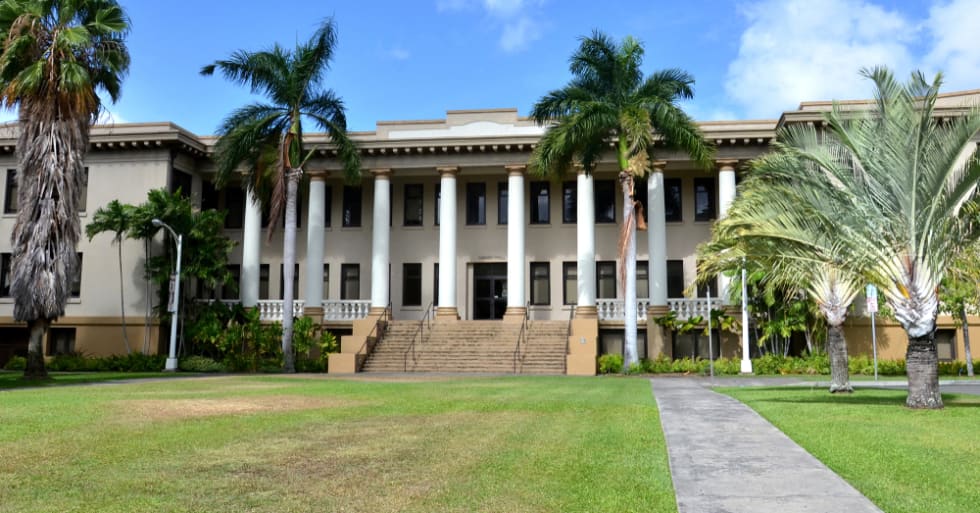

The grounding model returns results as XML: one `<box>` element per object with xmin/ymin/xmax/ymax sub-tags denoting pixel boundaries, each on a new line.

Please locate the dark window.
<box><xmin>635</xmin><ymin>177</ymin><xmax>648</xmax><ymax>224</ymax></box>
<box><xmin>171</xmin><ymin>169</ymin><xmax>192</xmax><ymax>198</ymax></box>
<box><xmin>563</xmin><ymin>262</ymin><xmax>577</xmax><ymax>305</ymax></box>
<box><xmin>433</xmin><ymin>263</ymin><xmax>439</xmax><ymax>305</ymax></box>
<box><xmin>324</xmin><ymin>185</ymin><xmax>332</xmax><ymax>227</ymax></box>
<box><xmin>0</xmin><ymin>252</ymin><xmax>10</xmax><ymax>297</ymax></box>
<box><xmin>78</xmin><ymin>167</ymin><xmax>89</xmax><ymax>212</ymax></box>
<box><xmin>595</xmin><ymin>179</ymin><xmax>616</xmax><ymax>223</ymax></box>
<box><xmin>47</xmin><ymin>328</ymin><xmax>76</xmax><ymax>356</ymax></box>
<box><xmin>936</xmin><ymin>329</ymin><xmax>956</xmax><ymax>361</ymax></box>
<box><xmin>202</xmin><ymin>181</ymin><xmax>219</xmax><ymax>211</ymax></box>
<box><xmin>530</xmin><ymin>181</ymin><xmax>550</xmax><ymax>224</ymax></box>
<box><xmin>498</xmin><ymin>182</ymin><xmax>508</xmax><ymax>225</ymax></box>
<box><xmin>667</xmin><ymin>260</ymin><xmax>685</xmax><ymax>298</ymax></box>
<box><xmin>323</xmin><ymin>263</ymin><xmax>330</xmax><ymax>300</ymax></box>
<box><xmin>343</xmin><ymin>186</ymin><xmax>362</xmax><ymax>227</ymax></box>
<box><xmin>403</xmin><ymin>263</ymin><xmax>422</xmax><ymax>306</ymax></box>
<box><xmin>530</xmin><ymin>262</ymin><xmax>550</xmax><ymax>305</ymax></box>
<box><xmin>224</xmin><ymin>188</ymin><xmax>245</xmax><ymax>229</ymax></box>
<box><xmin>259</xmin><ymin>264</ymin><xmax>270</xmax><ymax>300</ymax></box>
<box><xmin>404</xmin><ymin>184</ymin><xmax>424</xmax><ymax>226</ymax></box>
<box><xmin>279</xmin><ymin>263</ymin><xmax>299</xmax><ymax>300</ymax></box>
<box><xmin>562</xmin><ymin>181</ymin><xmax>576</xmax><ymax>223</ymax></box>
<box><xmin>637</xmin><ymin>260</ymin><xmax>649</xmax><ymax>299</ymax></box>
<box><xmin>341</xmin><ymin>264</ymin><xmax>360</xmax><ymax>300</ymax></box>
<box><xmin>596</xmin><ymin>261</ymin><xmax>616</xmax><ymax>299</ymax></box>
<box><xmin>434</xmin><ymin>184</ymin><xmax>441</xmax><ymax>226</ymax></box>
<box><xmin>694</xmin><ymin>177</ymin><xmax>717</xmax><ymax>222</ymax></box>
<box><xmin>4</xmin><ymin>169</ymin><xmax>16</xmax><ymax>214</ymax></box>
<box><xmin>673</xmin><ymin>329</ymin><xmax>721</xmax><ymax>360</ymax></box>
<box><xmin>222</xmin><ymin>265</ymin><xmax>240</xmax><ymax>300</ymax></box>
<box><xmin>466</xmin><ymin>183</ymin><xmax>486</xmax><ymax>225</ymax></box>
<box><xmin>71</xmin><ymin>254</ymin><xmax>82</xmax><ymax>298</ymax></box>
<box><xmin>665</xmin><ymin>178</ymin><xmax>683</xmax><ymax>222</ymax></box>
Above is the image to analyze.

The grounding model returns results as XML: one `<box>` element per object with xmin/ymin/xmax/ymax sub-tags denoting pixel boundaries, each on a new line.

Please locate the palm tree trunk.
<box><xmin>281</xmin><ymin>169</ymin><xmax>300</xmax><ymax>373</ymax></box>
<box><xmin>117</xmin><ymin>242</ymin><xmax>131</xmax><ymax>354</ymax></box>
<box><xmin>906</xmin><ymin>332</ymin><xmax>943</xmax><ymax>409</ymax></box>
<box><xmin>24</xmin><ymin>318</ymin><xmax>50</xmax><ymax>379</ymax></box>
<box><xmin>959</xmin><ymin>306</ymin><xmax>974</xmax><ymax>377</ymax></box>
<box><xmin>143</xmin><ymin>238</ymin><xmax>151</xmax><ymax>354</ymax></box>
<box><xmin>827</xmin><ymin>323</ymin><xmax>852</xmax><ymax>393</ymax></box>
<box><xmin>619</xmin><ymin>171</ymin><xmax>638</xmax><ymax>371</ymax></box>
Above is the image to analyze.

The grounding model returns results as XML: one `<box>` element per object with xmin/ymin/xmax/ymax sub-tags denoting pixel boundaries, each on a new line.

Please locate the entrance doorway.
<box><xmin>473</xmin><ymin>263</ymin><xmax>507</xmax><ymax>320</ymax></box>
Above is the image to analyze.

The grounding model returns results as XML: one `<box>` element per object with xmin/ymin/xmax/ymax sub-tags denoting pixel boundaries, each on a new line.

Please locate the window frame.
<box><xmin>664</xmin><ymin>178</ymin><xmax>683</xmax><ymax>223</ymax></box>
<box><xmin>530</xmin><ymin>262</ymin><xmax>551</xmax><ymax>306</ymax></box>
<box><xmin>530</xmin><ymin>181</ymin><xmax>550</xmax><ymax>224</ymax></box>
<box><xmin>0</xmin><ymin>252</ymin><xmax>11</xmax><ymax>297</ymax></box>
<box><xmin>403</xmin><ymin>183</ymin><xmax>424</xmax><ymax>226</ymax></box>
<box><xmin>596</xmin><ymin>260</ymin><xmax>616</xmax><ymax>300</ymax></box>
<box><xmin>594</xmin><ymin>179</ymin><xmax>616</xmax><ymax>223</ymax></box>
<box><xmin>4</xmin><ymin>169</ymin><xmax>17</xmax><ymax>214</ymax></box>
<box><xmin>562</xmin><ymin>262</ymin><xmax>577</xmax><ymax>305</ymax></box>
<box><xmin>402</xmin><ymin>263</ymin><xmax>423</xmax><ymax>306</ymax></box>
<box><xmin>466</xmin><ymin>182</ymin><xmax>486</xmax><ymax>225</ymax></box>
<box><xmin>342</xmin><ymin>186</ymin><xmax>362</xmax><ymax>227</ymax></box>
<box><xmin>341</xmin><ymin>263</ymin><xmax>360</xmax><ymax>300</ymax></box>
<box><xmin>694</xmin><ymin>177</ymin><xmax>717</xmax><ymax>222</ymax></box>
<box><xmin>666</xmin><ymin>260</ymin><xmax>685</xmax><ymax>299</ymax></box>
<box><xmin>497</xmin><ymin>181</ymin><xmax>508</xmax><ymax>225</ymax></box>
<box><xmin>562</xmin><ymin>181</ymin><xmax>576</xmax><ymax>224</ymax></box>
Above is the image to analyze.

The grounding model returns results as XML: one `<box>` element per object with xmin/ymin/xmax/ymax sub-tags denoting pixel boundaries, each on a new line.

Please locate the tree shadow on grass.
<box><xmin>736</xmin><ymin>387</ymin><xmax>980</xmax><ymax>408</ymax></box>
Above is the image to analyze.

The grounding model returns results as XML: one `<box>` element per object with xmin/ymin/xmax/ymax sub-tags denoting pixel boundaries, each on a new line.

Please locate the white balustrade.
<box><xmin>666</xmin><ymin>298</ymin><xmax>713</xmax><ymax>320</ymax></box>
<box><xmin>322</xmin><ymin>300</ymin><xmax>371</xmax><ymax>321</ymax></box>
<box><xmin>256</xmin><ymin>299</ymin><xmax>306</xmax><ymax>322</ymax></box>
<box><xmin>596</xmin><ymin>298</ymin><xmax>651</xmax><ymax>322</ymax></box>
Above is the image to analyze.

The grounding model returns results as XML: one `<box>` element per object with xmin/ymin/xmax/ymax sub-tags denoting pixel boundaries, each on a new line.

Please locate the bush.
<box><xmin>597</xmin><ymin>354</ymin><xmax>624</xmax><ymax>374</ymax></box>
<box><xmin>179</xmin><ymin>355</ymin><xmax>225</xmax><ymax>373</ymax></box>
<box><xmin>3</xmin><ymin>355</ymin><xmax>26</xmax><ymax>371</ymax></box>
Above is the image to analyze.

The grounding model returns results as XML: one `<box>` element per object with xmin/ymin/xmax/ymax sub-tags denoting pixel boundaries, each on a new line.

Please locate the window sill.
<box><xmin>401</xmin><ymin>225</ymin><xmax>425</xmax><ymax>230</ymax></box>
<box><xmin>463</xmin><ymin>225</ymin><xmax>487</xmax><ymax>229</ymax></box>
<box><xmin>68</xmin><ymin>298</ymin><xmax>81</xmax><ymax>304</ymax></box>
<box><xmin>340</xmin><ymin>226</ymin><xmax>363</xmax><ymax>231</ymax></box>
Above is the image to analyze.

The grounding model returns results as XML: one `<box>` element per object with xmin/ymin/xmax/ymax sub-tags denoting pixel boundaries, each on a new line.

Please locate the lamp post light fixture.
<box><xmin>152</xmin><ymin>218</ymin><xmax>182</xmax><ymax>372</ymax></box>
<box><xmin>740</xmin><ymin>257</ymin><xmax>753</xmax><ymax>374</ymax></box>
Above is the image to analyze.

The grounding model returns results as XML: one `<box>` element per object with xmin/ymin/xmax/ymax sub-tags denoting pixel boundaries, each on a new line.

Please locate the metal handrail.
<box><xmin>564</xmin><ymin>304</ymin><xmax>575</xmax><ymax>374</ymax></box>
<box><xmin>513</xmin><ymin>301</ymin><xmax>531</xmax><ymax>373</ymax></box>
<box><xmin>404</xmin><ymin>301</ymin><xmax>435</xmax><ymax>371</ymax></box>
<box><xmin>356</xmin><ymin>302</ymin><xmax>391</xmax><ymax>370</ymax></box>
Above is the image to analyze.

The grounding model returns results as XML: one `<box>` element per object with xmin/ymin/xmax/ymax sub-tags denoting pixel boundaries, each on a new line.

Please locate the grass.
<box><xmin>719</xmin><ymin>386</ymin><xmax>980</xmax><ymax>513</ymax></box>
<box><xmin>0</xmin><ymin>371</ymin><xmax>181</xmax><ymax>390</ymax></box>
<box><xmin>0</xmin><ymin>375</ymin><xmax>676</xmax><ymax>513</ymax></box>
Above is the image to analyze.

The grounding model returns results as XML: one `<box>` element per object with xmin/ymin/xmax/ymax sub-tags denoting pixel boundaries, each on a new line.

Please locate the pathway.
<box><xmin>651</xmin><ymin>377</ymin><xmax>884</xmax><ymax>513</ymax></box>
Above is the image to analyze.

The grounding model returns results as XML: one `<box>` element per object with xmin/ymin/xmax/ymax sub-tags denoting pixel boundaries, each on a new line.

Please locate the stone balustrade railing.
<box><xmin>256</xmin><ymin>299</ymin><xmax>306</xmax><ymax>322</ymax></box>
<box><xmin>596</xmin><ymin>298</ymin><xmax>715</xmax><ymax>322</ymax></box>
<box><xmin>322</xmin><ymin>300</ymin><xmax>371</xmax><ymax>321</ymax></box>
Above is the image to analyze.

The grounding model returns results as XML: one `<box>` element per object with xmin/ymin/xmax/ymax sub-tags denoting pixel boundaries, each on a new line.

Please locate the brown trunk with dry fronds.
<box><xmin>10</xmin><ymin>100</ymin><xmax>90</xmax><ymax>377</ymax></box>
<box><xmin>906</xmin><ymin>331</ymin><xmax>943</xmax><ymax>409</ymax></box>
<box><xmin>827</xmin><ymin>324</ymin><xmax>852</xmax><ymax>393</ymax></box>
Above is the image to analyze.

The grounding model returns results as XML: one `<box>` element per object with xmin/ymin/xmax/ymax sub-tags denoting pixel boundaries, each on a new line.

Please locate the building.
<box><xmin>2</xmin><ymin>91</ymin><xmax>979</xmax><ymax>372</ymax></box>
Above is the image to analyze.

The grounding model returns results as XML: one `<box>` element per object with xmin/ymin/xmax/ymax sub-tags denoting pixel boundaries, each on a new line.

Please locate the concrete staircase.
<box><xmin>361</xmin><ymin>320</ymin><xmax>568</xmax><ymax>374</ymax></box>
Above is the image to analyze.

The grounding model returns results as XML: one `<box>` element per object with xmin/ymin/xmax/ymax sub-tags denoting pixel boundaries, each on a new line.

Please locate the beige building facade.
<box><xmin>1</xmin><ymin>91</ymin><xmax>979</xmax><ymax>370</ymax></box>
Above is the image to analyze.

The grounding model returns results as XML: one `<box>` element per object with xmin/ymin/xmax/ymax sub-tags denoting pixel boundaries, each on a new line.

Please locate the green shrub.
<box><xmin>3</xmin><ymin>355</ymin><xmax>26</xmax><ymax>370</ymax></box>
<box><xmin>597</xmin><ymin>354</ymin><xmax>624</xmax><ymax>374</ymax></box>
<box><xmin>46</xmin><ymin>352</ymin><xmax>167</xmax><ymax>372</ymax></box>
<box><xmin>179</xmin><ymin>355</ymin><xmax>225</xmax><ymax>373</ymax></box>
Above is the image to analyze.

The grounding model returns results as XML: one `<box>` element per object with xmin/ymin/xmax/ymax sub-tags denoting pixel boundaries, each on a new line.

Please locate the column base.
<box><xmin>574</xmin><ymin>305</ymin><xmax>598</xmax><ymax>319</ymax></box>
<box><xmin>502</xmin><ymin>307</ymin><xmax>527</xmax><ymax>323</ymax></box>
<box><xmin>303</xmin><ymin>306</ymin><xmax>324</xmax><ymax>320</ymax></box>
<box><xmin>647</xmin><ymin>304</ymin><xmax>670</xmax><ymax>318</ymax></box>
<box><xmin>435</xmin><ymin>307</ymin><xmax>460</xmax><ymax>321</ymax></box>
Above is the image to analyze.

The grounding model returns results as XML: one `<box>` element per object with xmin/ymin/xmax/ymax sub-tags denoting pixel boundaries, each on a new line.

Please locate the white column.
<box><xmin>370</xmin><ymin>169</ymin><xmax>391</xmax><ymax>312</ymax></box>
<box><xmin>437</xmin><ymin>167</ymin><xmax>459</xmax><ymax>319</ymax></box>
<box><xmin>241</xmin><ymin>189</ymin><xmax>262</xmax><ymax>307</ymax></box>
<box><xmin>505</xmin><ymin>165</ymin><xmax>526</xmax><ymax>320</ymax></box>
<box><xmin>576</xmin><ymin>168</ymin><xmax>597</xmax><ymax>316</ymax></box>
<box><xmin>717</xmin><ymin>160</ymin><xmax>738</xmax><ymax>302</ymax></box>
<box><xmin>304</xmin><ymin>172</ymin><xmax>327</xmax><ymax>312</ymax></box>
<box><xmin>648</xmin><ymin>162</ymin><xmax>668</xmax><ymax>306</ymax></box>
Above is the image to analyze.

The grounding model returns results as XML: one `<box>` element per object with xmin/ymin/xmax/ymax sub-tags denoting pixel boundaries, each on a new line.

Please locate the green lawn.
<box><xmin>0</xmin><ymin>375</ymin><xmax>675</xmax><ymax>513</ymax></box>
<box><xmin>0</xmin><ymin>371</ymin><xmax>181</xmax><ymax>390</ymax></box>
<box><xmin>720</xmin><ymin>387</ymin><xmax>980</xmax><ymax>513</ymax></box>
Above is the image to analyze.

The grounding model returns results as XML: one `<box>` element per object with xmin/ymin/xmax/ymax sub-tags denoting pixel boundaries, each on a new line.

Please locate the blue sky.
<box><xmin>26</xmin><ymin>0</ymin><xmax>980</xmax><ymax>134</ymax></box>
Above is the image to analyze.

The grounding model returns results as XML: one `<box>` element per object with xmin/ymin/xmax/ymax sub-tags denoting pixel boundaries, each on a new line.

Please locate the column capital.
<box><xmin>716</xmin><ymin>159</ymin><xmax>739</xmax><ymax>171</ymax></box>
<box><xmin>437</xmin><ymin>166</ymin><xmax>459</xmax><ymax>177</ymax></box>
<box><xmin>307</xmin><ymin>170</ymin><xmax>330</xmax><ymax>181</ymax></box>
<box><xmin>504</xmin><ymin>164</ymin><xmax>526</xmax><ymax>176</ymax></box>
<box><xmin>371</xmin><ymin>168</ymin><xmax>393</xmax><ymax>179</ymax></box>
<box><xmin>652</xmin><ymin>160</ymin><xmax>668</xmax><ymax>172</ymax></box>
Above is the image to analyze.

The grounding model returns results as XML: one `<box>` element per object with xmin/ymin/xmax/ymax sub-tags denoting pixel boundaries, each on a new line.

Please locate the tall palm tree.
<box><xmin>530</xmin><ymin>31</ymin><xmax>713</xmax><ymax>370</ymax></box>
<box><xmin>202</xmin><ymin>17</ymin><xmax>361</xmax><ymax>373</ymax></box>
<box><xmin>86</xmin><ymin>199</ymin><xmax>134</xmax><ymax>354</ymax></box>
<box><xmin>0</xmin><ymin>0</ymin><xmax>130</xmax><ymax>378</ymax></box>
<box><xmin>700</xmin><ymin>170</ymin><xmax>865</xmax><ymax>393</ymax></box>
<box><xmin>734</xmin><ymin>68</ymin><xmax>980</xmax><ymax>408</ymax></box>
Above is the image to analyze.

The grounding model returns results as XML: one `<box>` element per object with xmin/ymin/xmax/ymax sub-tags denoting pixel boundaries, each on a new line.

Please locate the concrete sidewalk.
<box><xmin>651</xmin><ymin>378</ymin><xmax>884</xmax><ymax>513</ymax></box>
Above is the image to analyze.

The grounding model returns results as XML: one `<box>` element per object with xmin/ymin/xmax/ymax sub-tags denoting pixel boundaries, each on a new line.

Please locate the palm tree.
<box><xmin>734</xmin><ymin>68</ymin><xmax>980</xmax><ymax>408</ymax></box>
<box><xmin>202</xmin><ymin>18</ymin><xmax>361</xmax><ymax>373</ymax></box>
<box><xmin>530</xmin><ymin>31</ymin><xmax>713</xmax><ymax>370</ymax></box>
<box><xmin>86</xmin><ymin>200</ymin><xmax>134</xmax><ymax>354</ymax></box>
<box><xmin>0</xmin><ymin>0</ymin><xmax>130</xmax><ymax>378</ymax></box>
<box><xmin>700</xmin><ymin>170</ymin><xmax>865</xmax><ymax>393</ymax></box>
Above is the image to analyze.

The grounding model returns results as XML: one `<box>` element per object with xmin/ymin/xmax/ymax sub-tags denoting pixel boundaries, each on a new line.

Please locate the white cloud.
<box><xmin>97</xmin><ymin>108</ymin><xmax>127</xmax><ymax>125</ymax></box>
<box><xmin>924</xmin><ymin>0</ymin><xmax>980</xmax><ymax>91</ymax></box>
<box><xmin>389</xmin><ymin>46</ymin><xmax>411</xmax><ymax>61</ymax></box>
<box><xmin>436</xmin><ymin>0</ymin><xmax>545</xmax><ymax>52</ymax></box>
<box><xmin>725</xmin><ymin>0</ymin><xmax>916</xmax><ymax>118</ymax></box>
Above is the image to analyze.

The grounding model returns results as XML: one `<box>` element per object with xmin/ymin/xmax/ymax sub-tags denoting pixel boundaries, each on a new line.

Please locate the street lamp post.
<box><xmin>152</xmin><ymin>219</ymin><xmax>181</xmax><ymax>372</ymax></box>
<box><xmin>740</xmin><ymin>257</ymin><xmax>753</xmax><ymax>374</ymax></box>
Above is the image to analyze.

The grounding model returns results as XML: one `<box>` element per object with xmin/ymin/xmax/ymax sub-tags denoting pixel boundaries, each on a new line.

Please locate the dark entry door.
<box><xmin>473</xmin><ymin>263</ymin><xmax>507</xmax><ymax>320</ymax></box>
